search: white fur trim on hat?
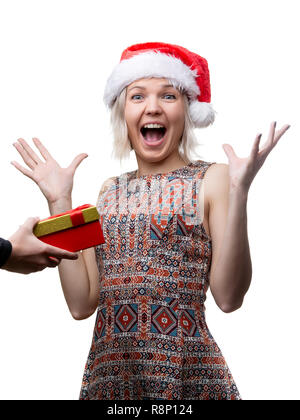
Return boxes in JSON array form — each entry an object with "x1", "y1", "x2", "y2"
[{"x1": 104, "y1": 51, "x2": 200, "y2": 107}]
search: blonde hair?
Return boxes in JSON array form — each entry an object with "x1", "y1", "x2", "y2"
[{"x1": 110, "y1": 84, "x2": 202, "y2": 164}]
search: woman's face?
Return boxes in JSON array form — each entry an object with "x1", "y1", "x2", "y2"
[{"x1": 124, "y1": 78, "x2": 185, "y2": 163}]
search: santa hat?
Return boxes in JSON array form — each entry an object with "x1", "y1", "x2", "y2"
[{"x1": 103, "y1": 42, "x2": 216, "y2": 128}]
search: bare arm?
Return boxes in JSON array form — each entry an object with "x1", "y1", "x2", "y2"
[
  {"x1": 205, "y1": 164, "x2": 252, "y2": 313},
  {"x1": 11, "y1": 137, "x2": 107, "y2": 320},
  {"x1": 48, "y1": 178, "x2": 114, "y2": 320},
  {"x1": 206, "y1": 121, "x2": 290, "y2": 313},
  {"x1": 48, "y1": 198, "x2": 100, "y2": 320}
]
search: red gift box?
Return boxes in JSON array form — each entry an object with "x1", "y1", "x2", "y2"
[{"x1": 33, "y1": 204, "x2": 105, "y2": 252}]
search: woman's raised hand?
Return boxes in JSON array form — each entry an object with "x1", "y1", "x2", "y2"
[
  {"x1": 222, "y1": 121, "x2": 290, "y2": 192},
  {"x1": 11, "y1": 137, "x2": 88, "y2": 205}
]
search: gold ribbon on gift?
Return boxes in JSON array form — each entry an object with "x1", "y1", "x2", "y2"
[{"x1": 33, "y1": 205, "x2": 99, "y2": 237}]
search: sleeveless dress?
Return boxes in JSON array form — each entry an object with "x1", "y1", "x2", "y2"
[{"x1": 79, "y1": 160, "x2": 241, "y2": 400}]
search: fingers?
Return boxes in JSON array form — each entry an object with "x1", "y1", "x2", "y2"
[
  {"x1": 47, "y1": 256, "x2": 61, "y2": 268},
  {"x1": 17, "y1": 259, "x2": 58, "y2": 274},
  {"x1": 45, "y1": 244, "x2": 78, "y2": 260},
  {"x1": 11, "y1": 160, "x2": 34, "y2": 179},
  {"x1": 13, "y1": 139, "x2": 37, "y2": 170},
  {"x1": 36, "y1": 256, "x2": 60, "y2": 270},
  {"x1": 18, "y1": 138, "x2": 43, "y2": 164},
  {"x1": 250, "y1": 133, "x2": 262, "y2": 160},
  {"x1": 31, "y1": 258, "x2": 59, "y2": 271},
  {"x1": 22, "y1": 216, "x2": 40, "y2": 230},
  {"x1": 257, "y1": 122, "x2": 275, "y2": 152},
  {"x1": 255, "y1": 122, "x2": 290, "y2": 155},
  {"x1": 274, "y1": 124, "x2": 291, "y2": 143},
  {"x1": 222, "y1": 144, "x2": 238, "y2": 162},
  {"x1": 267, "y1": 121, "x2": 290, "y2": 146},
  {"x1": 32, "y1": 137, "x2": 53, "y2": 161},
  {"x1": 68, "y1": 153, "x2": 88, "y2": 175},
  {"x1": 27, "y1": 256, "x2": 61, "y2": 272},
  {"x1": 268, "y1": 121, "x2": 277, "y2": 144}
]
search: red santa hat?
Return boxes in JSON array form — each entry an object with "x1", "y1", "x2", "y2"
[{"x1": 103, "y1": 42, "x2": 216, "y2": 128}]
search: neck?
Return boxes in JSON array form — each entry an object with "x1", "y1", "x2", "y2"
[{"x1": 135, "y1": 152, "x2": 188, "y2": 177}]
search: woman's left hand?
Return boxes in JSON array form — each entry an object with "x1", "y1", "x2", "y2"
[{"x1": 222, "y1": 121, "x2": 290, "y2": 192}]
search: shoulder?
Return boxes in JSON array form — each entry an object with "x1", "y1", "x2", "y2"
[
  {"x1": 199, "y1": 162, "x2": 230, "y2": 209},
  {"x1": 101, "y1": 176, "x2": 117, "y2": 189},
  {"x1": 97, "y1": 176, "x2": 117, "y2": 202},
  {"x1": 201, "y1": 161, "x2": 229, "y2": 179}
]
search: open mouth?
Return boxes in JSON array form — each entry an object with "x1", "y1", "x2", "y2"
[{"x1": 140, "y1": 125, "x2": 167, "y2": 143}]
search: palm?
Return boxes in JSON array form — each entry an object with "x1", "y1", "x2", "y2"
[
  {"x1": 226, "y1": 156, "x2": 251, "y2": 189},
  {"x1": 12, "y1": 137, "x2": 88, "y2": 203},
  {"x1": 33, "y1": 160, "x2": 73, "y2": 202}
]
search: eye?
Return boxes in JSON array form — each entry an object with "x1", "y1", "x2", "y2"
[
  {"x1": 131, "y1": 94, "x2": 143, "y2": 100},
  {"x1": 163, "y1": 94, "x2": 176, "y2": 100}
]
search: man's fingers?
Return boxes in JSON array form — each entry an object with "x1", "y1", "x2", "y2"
[
  {"x1": 47, "y1": 256, "x2": 60, "y2": 267},
  {"x1": 45, "y1": 245, "x2": 78, "y2": 260},
  {"x1": 48, "y1": 256, "x2": 60, "y2": 263},
  {"x1": 21, "y1": 216, "x2": 40, "y2": 231}
]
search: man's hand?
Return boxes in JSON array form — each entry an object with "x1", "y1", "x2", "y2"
[{"x1": 2, "y1": 217, "x2": 78, "y2": 274}]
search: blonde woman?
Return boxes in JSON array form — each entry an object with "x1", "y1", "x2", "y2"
[{"x1": 12, "y1": 42, "x2": 290, "y2": 400}]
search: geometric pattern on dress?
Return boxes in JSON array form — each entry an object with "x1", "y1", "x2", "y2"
[
  {"x1": 180, "y1": 309, "x2": 200, "y2": 337},
  {"x1": 176, "y1": 213, "x2": 194, "y2": 236},
  {"x1": 114, "y1": 304, "x2": 138, "y2": 333},
  {"x1": 151, "y1": 298, "x2": 178, "y2": 336},
  {"x1": 94, "y1": 308, "x2": 106, "y2": 339},
  {"x1": 151, "y1": 305, "x2": 177, "y2": 336},
  {"x1": 167, "y1": 296, "x2": 179, "y2": 312},
  {"x1": 150, "y1": 214, "x2": 164, "y2": 240}
]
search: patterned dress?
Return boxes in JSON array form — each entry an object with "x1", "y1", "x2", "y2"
[{"x1": 79, "y1": 160, "x2": 241, "y2": 400}]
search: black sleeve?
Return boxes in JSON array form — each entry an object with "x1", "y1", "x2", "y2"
[{"x1": 0, "y1": 237, "x2": 12, "y2": 268}]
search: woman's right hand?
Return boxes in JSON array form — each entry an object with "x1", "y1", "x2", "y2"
[{"x1": 11, "y1": 138, "x2": 88, "y2": 205}]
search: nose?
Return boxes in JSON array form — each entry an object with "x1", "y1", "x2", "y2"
[{"x1": 144, "y1": 95, "x2": 162, "y2": 115}]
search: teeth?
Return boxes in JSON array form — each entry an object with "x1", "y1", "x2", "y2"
[{"x1": 143, "y1": 124, "x2": 165, "y2": 129}]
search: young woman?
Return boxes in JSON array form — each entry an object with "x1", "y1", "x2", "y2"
[{"x1": 12, "y1": 42, "x2": 290, "y2": 400}]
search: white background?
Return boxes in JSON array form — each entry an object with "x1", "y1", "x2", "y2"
[{"x1": 0, "y1": 0, "x2": 299, "y2": 400}]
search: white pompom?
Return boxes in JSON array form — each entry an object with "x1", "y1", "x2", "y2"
[{"x1": 189, "y1": 101, "x2": 216, "y2": 128}]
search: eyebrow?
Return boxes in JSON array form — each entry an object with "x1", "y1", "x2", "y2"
[{"x1": 128, "y1": 84, "x2": 175, "y2": 92}]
